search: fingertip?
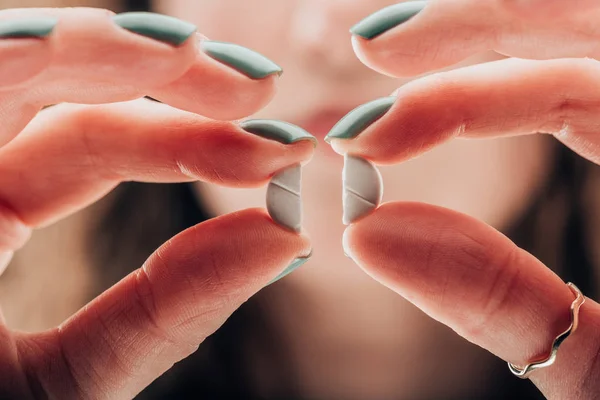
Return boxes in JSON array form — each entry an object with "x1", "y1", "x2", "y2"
[
  {"x1": 327, "y1": 138, "x2": 351, "y2": 156},
  {"x1": 340, "y1": 207, "x2": 378, "y2": 262},
  {"x1": 233, "y1": 207, "x2": 312, "y2": 251},
  {"x1": 239, "y1": 119, "x2": 317, "y2": 148},
  {"x1": 0, "y1": 14, "x2": 59, "y2": 87},
  {"x1": 217, "y1": 123, "x2": 315, "y2": 185},
  {"x1": 64, "y1": 9, "x2": 198, "y2": 87},
  {"x1": 351, "y1": 35, "x2": 412, "y2": 78},
  {"x1": 146, "y1": 207, "x2": 312, "y2": 285},
  {"x1": 0, "y1": 38, "x2": 53, "y2": 87},
  {"x1": 156, "y1": 54, "x2": 280, "y2": 121},
  {"x1": 200, "y1": 40, "x2": 283, "y2": 80},
  {"x1": 341, "y1": 226, "x2": 355, "y2": 259},
  {"x1": 288, "y1": 138, "x2": 318, "y2": 166},
  {"x1": 352, "y1": 32, "x2": 446, "y2": 78},
  {"x1": 0, "y1": 203, "x2": 32, "y2": 251},
  {"x1": 259, "y1": 207, "x2": 313, "y2": 253}
]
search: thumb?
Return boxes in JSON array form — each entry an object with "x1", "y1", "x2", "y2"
[{"x1": 13, "y1": 209, "x2": 310, "y2": 399}]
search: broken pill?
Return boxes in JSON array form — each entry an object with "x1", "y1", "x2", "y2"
[
  {"x1": 266, "y1": 164, "x2": 302, "y2": 232},
  {"x1": 342, "y1": 154, "x2": 383, "y2": 225}
]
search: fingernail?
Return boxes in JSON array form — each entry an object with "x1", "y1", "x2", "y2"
[
  {"x1": 343, "y1": 155, "x2": 383, "y2": 225},
  {"x1": 350, "y1": 1, "x2": 427, "y2": 40},
  {"x1": 240, "y1": 120, "x2": 316, "y2": 146},
  {"x1": 267, "y1": 164, "x2": 302, "y2": 232},
  {"x1": 0, "y1": 17, "x2": 58, "y2": 39},
  {"x1": 269, "y1": 252, "x2": 312, "y2": 285},
  {"x1": 201, "y1": 40, "x2": 283, "y2": 79},
  {"x1": 325, "y1": 97, "x2": 396, "y2": 143},
  {"x1": 113, "y1": 12, "x2": 196, "y2": 46}
]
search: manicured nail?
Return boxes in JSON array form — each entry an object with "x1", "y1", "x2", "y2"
[
  {"x1": 350, "y1": 1, "x2": 427, "y2": 40},
  {"x1": 269, "y1": 252, "x2": 312, "y2": 284},
  {"x1": 240, "y1": 120, "x2": 316, "y2": 146},
  {"x1": 113, "y1": 12, "x2": 196, "y2": 46},
  {"x1": 201, "y1": 40, "x2": 283, "y2": 79},
  {"x1": 267, "y1": 164, "x2": 303, "y2": 232},
  {"x1": 325, "y1": 97, "x2": 396, "y2": 143},
  {"x1": 343, "y1": 155, "x2": 383, "y2": 225},
  {"x1": 0, "y1": 17, "x2": 58, "y2": 39}
]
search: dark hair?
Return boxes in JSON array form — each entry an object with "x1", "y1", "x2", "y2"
[
  {"x1": 91, "y1": 2, "x2": 597, "y2": 399},
  {"x1": 125, "y1": 0, "x2": 149, "y2": 11}
]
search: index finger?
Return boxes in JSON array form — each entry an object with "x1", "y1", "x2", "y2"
[
  {"x1": 0, "y1": 99, "x2": 315, "y2": 251},
  {"x1": 326, "y1": 58, "x2": 600, "y2": 165}
]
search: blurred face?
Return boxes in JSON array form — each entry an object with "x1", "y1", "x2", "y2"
[{"x1": 156, "y1": 1, "x2": 553, "y2": 398}]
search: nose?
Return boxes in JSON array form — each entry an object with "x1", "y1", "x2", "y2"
[{"x1": 288, "y1": 0, "x2": 389, "y2": 79}]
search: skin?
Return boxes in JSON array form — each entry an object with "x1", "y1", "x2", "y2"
[
  {"x1": 0, "y1": 1, "x2": 600, "y2": 400},
  {"x1": 163, "y1": 0, "x2": 551, "y2": 397}
]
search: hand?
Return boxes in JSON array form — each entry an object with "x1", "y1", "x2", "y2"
[
  {"x1": 0, "y1": 8, "x2": 313, "y2": 399},
  {"x1": 331, "y1": 1, "x2": 600, "y2": 399}
]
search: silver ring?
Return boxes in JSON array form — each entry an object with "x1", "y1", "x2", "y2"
[{"x1": 508, "y1": 282, "x2": 585, "y2": 379}]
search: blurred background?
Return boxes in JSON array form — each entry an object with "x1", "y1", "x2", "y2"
[{"x1": 2, "y1": 0, "x2": 600, "y2": 399}]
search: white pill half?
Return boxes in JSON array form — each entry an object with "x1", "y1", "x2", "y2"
[
  {"x1": 266, "y1": 164, "x2": 302, "y2": 232},
  {"x1": 343, "y1": 155, "x2": 383, "y2": 225}
]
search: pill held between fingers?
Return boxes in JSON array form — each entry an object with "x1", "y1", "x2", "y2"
[
  {"x1": 266, "y1": 164, "x2": 302, "y2": 232},
  {"x1": 343, "y1": 155, "x2": 383, "y2": 225}
]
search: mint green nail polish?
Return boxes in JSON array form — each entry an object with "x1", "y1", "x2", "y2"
[
  {"x1": 325, "y1": 97, "x2": 396, "y2": 142},
  {"x1": 240, "y1": 120, "x2": 317, "y2": 146},
  {"x1": 202, "y1": 40, "x2": 282, "y2": 79},
  {"x1": 113, "y1": 12, "x2": 196, "y2": 46},
  {"x1": 0, "y1": 17, "x2": 58, "y2": 39},
  {"x1": 269, "y1": 253, "x2": 312, "y2": 285},
  {"x1": 350, "y1": 1, "x2": 427, "y2": 40}
]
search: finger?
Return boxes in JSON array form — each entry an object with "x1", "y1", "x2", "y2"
[
  {"x1": 350, "y1": 0, "x2": 600, "y2": 77},
  {"x1": 504, "y1": 0, "x2": 600, "y2": 19},
  {"x1": 0, "y1": 99, "x2": 315, "y2": 251},
  {"x1": 0, "y1": 251, "x2": 13, "y2": 277},
  {"x1": 327, "y1": 58, "x2": 600, "y2": 164},
  {"x1": 15, "y1": 208, "x2": 311, "y2": 399},
  {"x1": 0, "y1": 8, "x2": 282, "y2": 145},
  {"x1": 0, "y1": 202, "x2": 30, "y2": 259},
  {"x1": 344, "y1": 202, "x2": 600, "y2": 399}
]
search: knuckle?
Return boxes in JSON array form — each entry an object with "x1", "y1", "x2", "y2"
[
  {"x1": 462, "y1": 247, "x2": 522, "y2": 338},
  {"x1": 551, "y1": 59, "x2": 600, "y2": 123},
  {"x1": 17, "y1": 332, "x2": 83, "y2": 399},
  {"x1": 432, "y1": 227, "x2": 522, "y2": 339},
  {"x1": 67, "y1": 104, "x2": 122, "y2": 181},
  {"x1": 133, "y1": 258, "x2": 186, "y2": 345},
  {"x1": 52, "y1": 333, "x2": 86, "y2": 399},
  {"x1": 134, "y1": 245, "x2": 232, "y2": 345}
]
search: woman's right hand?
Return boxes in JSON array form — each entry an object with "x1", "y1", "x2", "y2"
[{"x1": 0, "y1": 8, "x2": 313, "y2": 399}]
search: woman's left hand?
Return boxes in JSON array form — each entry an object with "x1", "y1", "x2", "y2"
[{"x1": 332, "y1": 1, "x2": 600, "y2": 398}]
